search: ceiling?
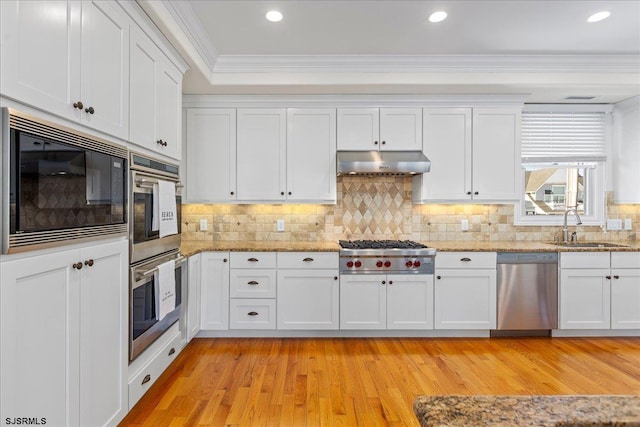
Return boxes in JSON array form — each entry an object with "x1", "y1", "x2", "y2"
[{"x1": 140, "y1": 0, "x2": 640, "y2": 103}]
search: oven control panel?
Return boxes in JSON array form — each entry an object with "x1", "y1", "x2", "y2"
[{"x1": 340, "y1": 256, "x2": 434, "y2": 274}]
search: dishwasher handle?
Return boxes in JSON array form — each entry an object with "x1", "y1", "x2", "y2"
[{"x1": 497, "y1": 252, "x2": 558, "y2": 264}]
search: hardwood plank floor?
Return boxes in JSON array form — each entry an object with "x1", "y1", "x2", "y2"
[{"x1": 119, "y1": 337, "x2": 640, "y2": 427}]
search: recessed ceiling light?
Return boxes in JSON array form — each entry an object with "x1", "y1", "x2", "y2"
[
  {"x1": 587, "y1": 11, "x2": 610, "y2": 23},
  {"x1": 428, "y1": 11, "x2": 447, "y2": 23},
  {"x1": 266, "y1": 10, "x2": 283, "y2": 22}
]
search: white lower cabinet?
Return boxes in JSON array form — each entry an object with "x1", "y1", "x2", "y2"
[
  {"x1": 560, "y1": 252, "x2": 640, "y2": 330},
  {"x1": 200, "y1": 252, "x2": 230, "y2": 330},
  {"x1": 434, "y1": 252, "x2": 497, "y2": 329},
  {"x1": 340, "y1": 274, "x2": 434, "y2": 330},
  {"x1": 0, "y1": 239, "x2": 128, "y2": 427},
  {"x1": 277, "y1": 252, "x2": 339, "y2": 330},
  {"x1": 230, "y1": 299, "x2": 277, "y2": 329},
  {"x1": 187, "y1": 253, "x2": 202, "y2": 341},
  {"x1": 229, "y1": 252, "x2": 277, "y2": 329}
]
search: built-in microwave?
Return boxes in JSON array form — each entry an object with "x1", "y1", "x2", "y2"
[{"x1": 2, "y1": 109, "x2": 128, "y2": 253}]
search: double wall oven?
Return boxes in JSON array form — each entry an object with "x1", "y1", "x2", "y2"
[{"x1": 129, "y1": 153, "x2": 184, "y2": 361}]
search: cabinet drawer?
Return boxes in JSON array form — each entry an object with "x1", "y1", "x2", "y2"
[
  {"x1": 277, "y1": 252, "x2": 338, "y2": 269},
  {"x1": 561, "y1": 252, "x2": 610, "y2": 269},
  {"x1": 230, "y1": 299, "x2": 276, "y2": 329},
  {"x1": 436, "y1": 252, "x2": 496, "y2": 269},
  {"x1": 230, "y1": 270, "x2": 276, "y2": 298},
  {"x1": 230, "y1": 252, "x2": 276, "y2": 269},
  {"x1": 611, "y1": 252, "x2": 640, "y2": 269},
  {"x1": 128, "y1": 332, "x2": 182, "y2": 409}
]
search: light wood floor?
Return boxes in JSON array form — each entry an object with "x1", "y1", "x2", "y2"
[{"x1": 119, "y1": 337, "x2": 640, "y2": 427}]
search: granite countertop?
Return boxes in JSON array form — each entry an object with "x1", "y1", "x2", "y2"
[
  {"x1": 180, "y1": 240, "x2": 639, "y2": 257},
  {"x1": 414, "y1": 395, "x2": 640, "y2": 427}
]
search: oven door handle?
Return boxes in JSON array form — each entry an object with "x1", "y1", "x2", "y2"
[
  {"x1": 135, "y1": 177, "x2": 183, "y2": 189},
  {"x1": 134, "y1": 256, "x2": 186, "y2": 282}
]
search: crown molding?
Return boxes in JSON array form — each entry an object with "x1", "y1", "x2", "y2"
[
  {"x1": 212, "y1": 54, "x2": 640, "y2": 74},
  {"x1": 160, "y1": 0, "x2": 218, "y2": 72}
]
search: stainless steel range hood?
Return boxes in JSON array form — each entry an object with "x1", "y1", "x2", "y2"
[{"x1": 337, "y1": 151, "x2": 431, "y2": 176}]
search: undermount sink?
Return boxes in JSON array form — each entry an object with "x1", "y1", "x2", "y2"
[{"x1": 551, "y1": 242, "x2": 630, "y2": 248}]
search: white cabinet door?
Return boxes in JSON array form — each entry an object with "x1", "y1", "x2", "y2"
[
  {"x1": 129, "y1": 26, "x2": 159, "y2": 150},
  {"x1": 200, "y1": 252, "x2": 230, "y2": 330},
  {"x1": 415, "y1": 108, "x2": 472, "y2": 201},
  {"x1": 0, "y1": 239, "x2": 127, "y2": 427},
  {"x1": 155, "y1": 60, "x2": 182, "y2": 159},
  {"x1": 0, "y1": 0, "x2": 80, "y2": 119},
  {"x1": 611, "y1": 268, "x2": 640, "y2": 329},
  {"x1": 340, "y1": 275, "x2": 386, "y2": 329},
  {"x1": 612, "y1": 99, "x2": 640, "y2": 203},
  {"x1": 187, "y1": 254, "x2": 202, "y2": 341},
  {"x1": 379, "y1": 108, "x2": 423, "y2": 151},
  {"x1": 277, "y1": 270, "x2": 339, "y2": 330},
  {"x1": 286, "y1": 108, "x2": 337, "y2": 202},
  {"x1": 78, "y1": 239, "x2": 128, "y2": 427},
  {"x1": 559, "y1": 269, "x2": 611, "y2": 329},
  {"x1": 471, "y1": 108, "x2": 521, "y2": 201},
  {"x1": 79, "y1": 0, "x2": 129, "y2": 139},
  {"x1": 434, "y1": 269, "x2": 497, "y2": 329},
  {"x1": 186, "y1": 108, "x2": 237, "y2": 202},
  {"x1": 236, "y1": 109, "x2": 286, "y2": 201},
  {"x1": 1, "y1": 248, "x2": 80, "y2": 427},
  {"x1": 386, "y1": 274, "x2": 434, "y2": 330},
  {"x1": 337, "y1": 108, "x2": 380, "y2": 150}
]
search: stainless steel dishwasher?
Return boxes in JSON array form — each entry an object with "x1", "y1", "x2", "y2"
[{"x1": 496, "y1": 252, "x2": 558, "y2": 332}]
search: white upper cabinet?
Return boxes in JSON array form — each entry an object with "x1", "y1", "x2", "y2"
[
  {"x1": 130, "y1": 26, "x2": 183, "y2": 159},
  {"x1": 1, "y1": 0, "x2": 130, "y2": 140},
  {"x1": 185, "y1": 108, "x2": 237, "y2": 202},
  {"x1": 286, "y1": 108, "x2": 337, "y2": 202},
  {"x1": 414, "y1": 107, "x2": 521, "y2": 202},
  {"x1": 337, "y1": 108, "x2": 422, "y2": 151},
  {"x1": 612, "y1": 97, "x2": 640, "y2": 203},
  {"x1": 236, "y1": 108, "x2": 287, "y2": 201}
]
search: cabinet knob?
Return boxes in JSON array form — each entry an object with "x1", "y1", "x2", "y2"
[
  {"x1": 168, "y1": 347, "x2": 175, "y2": 356},
  {"x1": 614, "y1": 275, "x2": 620, "y2": 279},
  {"x1": 230, "y1": 191, "x2": 234, "y2": 195},
  {"x1": 248, "y1": 281, "x2": 259, "y2": 285},
  {"x1": 606, "y1": 275, "x2": 612, "y2": 280},
  {"x1": 84, "y1": 106, "x2": 95, "y2": 114},
  {"x1": 72, "y1": 262, "x2": 83, "y2": 270},
  {"x1": 288, "y1": 191, "x2": 292, "y2": 195},
  {"x1": 474, "y1": 191, "x2": 479, "y2": 195},
  {"x1": 73, "y1": 101, "x2": 84, "y2": 110},
  {"x1": 223, "y1": 258, "x2": 228, "y2": 262},
  {"x1": 280, "y1": 191, "x2": 285, "y2": 196},
  {"x1": 381, "y1": 141, "x2": 386, "y2": 145},
  {"x1": 466, "y1": 191, "x2": 472, "y2": 195},
  {"x1": 248, "y1": 311, "x2": 259, "y2": 316},
  {"x1": 388, "y1": 280, "x2": 393, "y2": 285},
  {"x1": 84, "y1": 259, "x2": 94, "y2": 267},
  {"x1": 334, "y1": 276, "x2": 338, "y2": 280},
  {"x1": 437, "y1": 275, "x2": 441, "y2": 279},
  {"x1": 374, "y1": 141, "x2": 379, "y2": 145},
  {"x1": 382, "y1": 280, "x2": 386, "y2": 285}
]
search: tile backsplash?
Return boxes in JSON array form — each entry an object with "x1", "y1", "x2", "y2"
[{"x1": 182, "y1": 176, "x2": 639, "y2": 243}]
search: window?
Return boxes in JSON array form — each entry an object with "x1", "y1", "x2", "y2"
[{"x1": 515, "y1": 105, "x2": 611, "y2": 226}]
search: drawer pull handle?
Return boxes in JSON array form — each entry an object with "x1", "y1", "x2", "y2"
[
  {"x1": 168, "y1": 347, "x2": 175, "y2": 356},
  {"x1": 248, "y1": 311, "x2": 259, "y2": 316},
  {"x1": 248, "y1": 258, "x2": 259, "y2": 262},
  {"x1": 303, "y1": 257, "x2": 314, "y2": 262},
  {"x1": 142, "y1": 374, "x2": 151, "y2": 385},
  {"x1": 248, "y1": 281, "x2": 259, "y2": 285},
  {"x1": 460, "y1": 257, "x2": 472, "y2": 262}
]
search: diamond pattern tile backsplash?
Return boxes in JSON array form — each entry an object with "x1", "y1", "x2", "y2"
[{"x1": 182, "y1": 177, "x2": 640, "y2": 243}]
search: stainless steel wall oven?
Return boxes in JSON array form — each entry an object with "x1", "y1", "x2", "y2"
[{"x1": 2, "y1": 108, "x2": 128, "y2": 253}]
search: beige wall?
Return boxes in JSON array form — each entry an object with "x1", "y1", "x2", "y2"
[{"x1": 182, "y1": 176, "x2": 640, "y2": 243}]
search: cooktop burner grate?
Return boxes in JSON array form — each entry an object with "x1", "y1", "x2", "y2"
[{"x1": 338, "y1": 239, "x2": 429, "y2": 250}]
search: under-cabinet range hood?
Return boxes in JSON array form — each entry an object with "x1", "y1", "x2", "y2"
[{"x1": 337, "y1": 151, "x2": 431, "y2": 176}]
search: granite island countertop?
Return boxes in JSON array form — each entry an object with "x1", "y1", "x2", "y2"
[
  {"x1": 180, "y1": 240, "x2": 639, "y2": 257},
  {"x1": 413, "y1": 395, "x2": 640, "y2": 427}
]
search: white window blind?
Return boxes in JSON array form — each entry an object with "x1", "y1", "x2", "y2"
[{"x1": 521, "y1": 111, "x2": 606, "y2": 161}]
